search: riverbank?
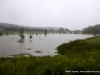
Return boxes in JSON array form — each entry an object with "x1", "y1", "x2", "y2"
[{"x1": 0, "y1": 36, "x2": 100, "y2": 75}]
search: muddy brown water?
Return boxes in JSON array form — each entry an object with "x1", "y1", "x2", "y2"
[{"x1": 0, "y1": 34, "x2": 93, "y2": 57}]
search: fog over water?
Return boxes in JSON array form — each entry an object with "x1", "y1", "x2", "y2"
[{"x1": 0, "y1": 0, "x2": 100, "y2": 30}]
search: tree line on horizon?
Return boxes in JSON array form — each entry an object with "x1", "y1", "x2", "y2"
[
  {"x1": 0, "y1": 25, "x2": 71, "y2": 33},
  {"x1": 2, "y1": 23, "x2": 100, "y2": 35},
  {"x1": 82, "y1": 24, "x2": 100, "y2": 36}
]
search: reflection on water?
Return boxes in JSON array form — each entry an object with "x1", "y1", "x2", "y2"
[{"x1": 0, "y1": 34, "x2": 93, "y2": 57}]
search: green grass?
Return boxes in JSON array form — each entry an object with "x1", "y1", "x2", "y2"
[
  {"x1": 57, "y1": 36, "x2": 100, "y2": 55},
  {"x1": 0, "y1": 54, "x2": 100, "y2": 75},
  {"x1": 86, "y1": 36, "x2": 100, "y2": 45}
]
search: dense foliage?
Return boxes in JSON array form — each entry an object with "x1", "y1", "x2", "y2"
[
  {"x1": 0, "y1": 31, "x2": 2, "y2": 36},
  {"x1": 57, "y1": 40, "x2": 85, "y2": 54},
  {"x1": 82, "y1": 24, "x2": 100, "y2": 35},
  {"x1": 0, "y1": 53, "x2": 100, "y2": 75},
  {"x1": 0, "y1": 23, "x2": 70, "y2": 33},
  {"x1": 57, "y1": 37, "x2": 100, "y2": 55}
]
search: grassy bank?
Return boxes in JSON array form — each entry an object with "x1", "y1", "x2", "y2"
[
  {"x1": 86, "y1": 36, "x2": 100, "y2": 45},
  {"x1": 1, "y1": 54, "x2": 100, "y2": 75},
  {"x1": 0, "y1": 36, "x2": 100, "y2": 75}
]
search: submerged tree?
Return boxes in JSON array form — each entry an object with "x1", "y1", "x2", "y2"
[
  {"x1": 0, "y1": 29, "x2": 3, "y2": 36},
  {"x1": 29, "y1": 33, "x2": 32, "y2": 39},
  {"x1": 0, "y1": 31, "x2": 2, "y2": 36},
  {"x1": 44, "y1": 29, "x2": 47, "y2": 36},
  {"x1": 36, "y1": 32, "x2": 38, "y2": 36},
  {"x1": 19, "y1": 27, "x2": 25, "y2": 39},
  {"x1": 6, "y1": 32, "x2": 8, "y2": 35},
  {"x1": 58, "y1": 28, "x2": 65, "y2": 33}
]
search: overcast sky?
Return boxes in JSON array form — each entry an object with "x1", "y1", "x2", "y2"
[{"x1": 0, "y1": 0, "x2": 100, "y2": 30}]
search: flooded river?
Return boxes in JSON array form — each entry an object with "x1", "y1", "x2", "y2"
[{"x1": 0, "y1": 34, "x2": 93, "y2": 57}]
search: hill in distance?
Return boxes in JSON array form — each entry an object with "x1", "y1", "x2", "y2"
[{"x1": 0, "y1": 23, "x2": 62, "y2": 30}]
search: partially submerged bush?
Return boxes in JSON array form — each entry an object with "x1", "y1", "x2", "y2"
[
  {"x1": 0, "y1": 31, "x2": 3, "y2": 36},
  {"x1": 17, "y1": 39, "x2": 24, "y2": 42},
  {"x1": 25, "y1": 48, "x2": 31, "y2": 50},
  {"x1": 35, "y1": 50, "x2": 41, "y2": 53}
]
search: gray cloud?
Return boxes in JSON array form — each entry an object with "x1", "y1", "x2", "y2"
[{"x1": 0, "y1": 0, "x2": 100, "y2": 30}]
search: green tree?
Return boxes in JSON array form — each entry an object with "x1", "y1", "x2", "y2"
[
  {"x1": 19, "y1": 27, "x2": 25, "y2": 39},
  {"x1": 92, "y1": 25, "x2": 100, "y2": 36},
  {"x1": 82, "y1": 24, "x2": 100, "y2": 36},
  {"x1": 44, "y1": 29, "x2": 47, "y2": 36},
  {"x1": 36, "y1": 32, "x2": 38, "y2": 36},
  {"x1": 0, "y1": 31, "x2": 2, "y2": 36},
  {"x1": 6, "y1": 32, "x2": 8, "y2": 35},
  {"x1": 29, "y1": 33, "x2": 32, "y2": 39},
  {"x1": 0, "y1": 29, "x2": 3, "y2": 36},
  {"x1": 58, "y1": 28, "x2": 65, "y2": 33}
]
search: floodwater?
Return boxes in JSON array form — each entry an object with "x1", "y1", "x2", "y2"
[{"x1": 0, "y1": 34, "x2": 93, "y2": 57}]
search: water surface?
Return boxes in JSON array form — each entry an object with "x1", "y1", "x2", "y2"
[{"x1": 0, "y1": 34, "x2": 93, "y2": 57}]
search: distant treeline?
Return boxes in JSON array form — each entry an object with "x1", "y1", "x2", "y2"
[
  {"x1": 0, "y1": 26, "x2": 71, "y2": 33},
  {"x1": 82, "y1": 24, "x2": 100, "y2": 35},
  {"x1": 0, "y1": 26, "x2": 46, "y2": 32},
  {"x1": 0, "y1": 23, "x2": 83, "y2": 34}
]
